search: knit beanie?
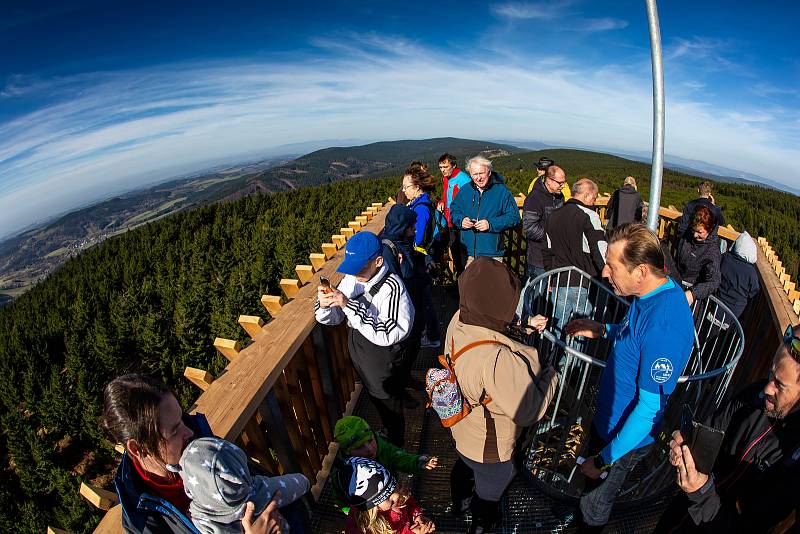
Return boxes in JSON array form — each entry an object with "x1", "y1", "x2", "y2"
[
  {"x1": 335, "y1": 457, "x2": 397, "y2": 511},
  {"x1": 334, "y1": 416, "x2": 374, "y2": 454}
]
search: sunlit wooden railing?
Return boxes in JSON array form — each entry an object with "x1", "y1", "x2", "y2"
[{"x1": 75, "y1": 190, "x2": 797, "y2": 534}]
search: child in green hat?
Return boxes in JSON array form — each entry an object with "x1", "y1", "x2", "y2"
[{"x1": 331, "y1": 416, "x2": 438, "y2": 513}]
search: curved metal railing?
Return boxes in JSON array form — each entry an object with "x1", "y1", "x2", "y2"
[{"x1": 517, "y1": 266, "x2": 744, "y2": 502}]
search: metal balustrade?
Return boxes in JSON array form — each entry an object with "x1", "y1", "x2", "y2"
[{"x1": 517, "y1": 266, "x2": 745, "y2": 503}]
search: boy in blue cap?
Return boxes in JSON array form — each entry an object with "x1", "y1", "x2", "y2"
[{"x1": 315, "y1": 231, "x2": 416, "y2": 446}]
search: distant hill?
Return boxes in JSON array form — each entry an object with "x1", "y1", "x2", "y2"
[
  {"x1": 216, "y1": 137, "x2": 522, "y2": 200},
  {"x1": 0, "y1": 138, "x2": 519, "y2": 303}
]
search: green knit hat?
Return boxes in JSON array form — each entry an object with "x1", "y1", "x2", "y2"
[{"x1": 334, "y1": 416, "x2": 374, "y2": 454}]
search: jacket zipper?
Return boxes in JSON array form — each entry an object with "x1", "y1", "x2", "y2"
[{"x1": 474, "y1": 189, "x2": 482, "y2": 255}]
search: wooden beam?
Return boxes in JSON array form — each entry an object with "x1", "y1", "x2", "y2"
[
  {"x1": 780, "y1": 273, "x2": 791, "y2": 283},
  {"x1": 321, "y1": 243, "x2": 338, "y2": 259},
  {"x1": 47, "y1": 527, "x2": 72, "y2": 534},
  {"x1": 89, "y1": 504, "x2": 122, "y2": 534},
  {"x1": 309, "y1": 253, "x2": 326, "y2": 271},
  {"x1": 214, "y1": 337, "x2": 243, "y2": 360},
  {"x1": 348, "y1": 221, "x2": 361, "y2": 232},
  {"x1": 184, "y1": 367, "x2": 214, "y2": 390},
  {"x1": 261, "y1": 295, "x2": 283, "y2": 317},
  {"x1": 79, "y1": 482, "x2": 118, "y2": 511},
  {"x1": 237, "y1": 316, "x2": 264, "y2": 339},
  {"x1": 789, "y1": 290, "x2": 800, "y2": 301},
  {"x1": 784, "y1": 281, "x2": 796, "y2": 294},
  {"x1": 280, "y1": 279, "x2": 301, "y2": 299},
  {"x1": 341, "y1": 228, "x2": 355, "y2": 239},
  {"x1": 331, "y1": 235, "x2": 346, "y2": 248},
  {"x1": 355, "y1": 215, "x2": 368, "y2": 226},
  {"x1": 367, "y1": 206, "x2": 379, "y2": 215},
  {"x1": 295, "y1": 264, "x2": 315, "y2": 284},
  {"x1": 795, "y1": 299, "x2": 800, "y2": 317},
  {"x1": 114, "y1": 443, "x2": 125, "y2": 455},
  {"x1": 372, "y1": 202, "x2": 384, "y2": 208}
]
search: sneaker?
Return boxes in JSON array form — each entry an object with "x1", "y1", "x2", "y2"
[{"x1": 420, "y1": 335, "x2": 441, "y2": 348}]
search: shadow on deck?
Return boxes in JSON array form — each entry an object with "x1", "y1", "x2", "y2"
[{"x1": 308, "y1": 284, "x2": 675, "y2": 534}]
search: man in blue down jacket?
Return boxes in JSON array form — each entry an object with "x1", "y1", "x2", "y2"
[{"x1": 450, "y1": 155, "x2": 520, "y2": 264}]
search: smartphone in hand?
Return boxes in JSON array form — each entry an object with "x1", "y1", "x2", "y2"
[{"x1": 319, "y1": 276, "x2": 332, "y2": 293}]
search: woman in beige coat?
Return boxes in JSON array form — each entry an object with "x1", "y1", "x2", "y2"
[{"x1": 447, "y1": 257, "x2": 557, "y2": 533}]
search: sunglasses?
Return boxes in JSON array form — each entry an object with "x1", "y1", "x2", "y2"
[{"x1": 784, "y1": 324, "x2": 800, "y2": 361}]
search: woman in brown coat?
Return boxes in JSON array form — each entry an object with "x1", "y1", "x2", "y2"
[{"x1": 447, "y1": 257, "x2": 557, "y2": 533}]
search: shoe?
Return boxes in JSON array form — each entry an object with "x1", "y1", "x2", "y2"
[
  {"x1": 449, "y1": 497, "x2": 471, "y2": 518},
  {"x1": 420, "y1": 335, "x2": 441, "y2": 348}
]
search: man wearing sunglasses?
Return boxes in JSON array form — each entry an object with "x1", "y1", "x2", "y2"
[{"x1": 656, "y1": 324, "x2": 800, "y2": 532}]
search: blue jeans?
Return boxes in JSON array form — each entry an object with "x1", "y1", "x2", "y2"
[{"x1": 551, "y1": 286, "x2": 592, "y2": 341}]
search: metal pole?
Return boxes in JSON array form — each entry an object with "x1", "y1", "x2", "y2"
[{"x1": 645, "y1": 0, "x2": 665, "y2": 232}]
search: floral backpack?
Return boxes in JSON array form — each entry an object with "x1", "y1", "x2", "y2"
[{"x1": 425, "y1": 338, "x2": 507, "y2": 428}]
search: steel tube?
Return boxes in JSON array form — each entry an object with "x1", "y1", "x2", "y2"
[{"x1": 645, "y1": 0, "x2": 665, "y2": 232}]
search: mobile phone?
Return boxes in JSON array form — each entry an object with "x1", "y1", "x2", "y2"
[
  {"x1": 680, "y1": 405, "x2": 725, "y2": 475},
  {"x1": 319, "y1": 276, "x2": 332, "y2": 293}
]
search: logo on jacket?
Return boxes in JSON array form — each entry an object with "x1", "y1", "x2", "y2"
[{"x1": 650, "y1": 358, "x2": 674, "y2": 383}]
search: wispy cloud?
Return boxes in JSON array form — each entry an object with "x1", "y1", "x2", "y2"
[
  {"x1": 0, "y1": 33, "x2": 797, "y2": 238},
  {"x1": 490, "y1": 1, "x2": 626, "y2": 32}
]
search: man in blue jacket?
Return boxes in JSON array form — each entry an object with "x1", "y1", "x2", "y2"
[
  {"x1": 450, "y1": 155, "x2": 520, "y2": 265},
  {"x1": 564, "y1": 223, "x2": 695, "y2": 531}
]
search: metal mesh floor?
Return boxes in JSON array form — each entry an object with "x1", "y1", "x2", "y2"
[{"x1": 308, "y1": 285, "x2": 675, "y2": 533}]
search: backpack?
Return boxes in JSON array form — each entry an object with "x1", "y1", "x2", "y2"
[
  {"x1": 425, "y1": 338, "x2": 507, "y2": 428},
  {"x1": 414, "y1": 200, "x2": 448, "y2": 254}
]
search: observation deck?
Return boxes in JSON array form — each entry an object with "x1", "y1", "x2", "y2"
[{"x1": 77, "y1": 194, "x2": 798, "y2": 534}]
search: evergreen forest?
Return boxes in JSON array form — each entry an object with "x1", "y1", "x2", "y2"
[{"x1": 0, "y1": 146, "x2": 797, "y2": 532}]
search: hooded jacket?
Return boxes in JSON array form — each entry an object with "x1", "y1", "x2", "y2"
[
  {"x1": 450, "y1": 174, "x2": 520, "y2": 258},
  {"x1": 605, "y1": 183, "x2": 644, "y2": 229},
  {"x1": 675, "y1": 228, "x2": 722, "y2": 301},
  {"x1": 441, "y1": 168, "x2": 471, "y2": 227},
  {"x1": 446, "y1": 258, "x2": 557, "y2": 463},
  {"x1": 522, "y1": 177, "x2": 565, "y2": 269},
  {"x1": 659, "y1": 381, "x2": 800, "y2": 532},
  {"x1": 715, "y1": 231, "x2": 759, "y2": 318}
]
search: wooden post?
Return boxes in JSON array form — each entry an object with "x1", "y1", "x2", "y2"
[
  {"x1": 355, "y1": 215, "x2": 368, "y2": 226},
  {"x1": 237, "y1": 316, "x2": 264, "y2": 339},
  {"x1": 261, "y1": 295, "x2": 283, "y2": 317},
  {"x1": 331, "y1": 235, "x2": 346, "y2": 248},
  {"x1": 79, "y1": 482, "x2": 119, "y2": 510},
  {"x1": 280, "y1": 279, "x2": 301, "y2": 300},
  {"x1": 348, "y1": 221, "x2": 361, "y2": 232},
  {"x1": 309, "y1": 253, "x2": 326, "y2": 271},
  {"x1": 184, "y1": 367, "x2": 214, "y2": 390},
  {"x1": 321, "y1": 243, "x2": 338, "y2": 259},
  {"x1": 214, "y1": 337, "x2": 243, "y2": 360},
  {"x1": 341, "y1": 228, "x2": 355, "y2": 239},
  {"x1": 295, "y1": 265, "x2": 315, "y2": 284}
]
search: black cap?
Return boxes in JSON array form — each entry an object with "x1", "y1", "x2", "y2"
[{"x1": 535, "y1": 157, "x2": 554, "y2": 170}]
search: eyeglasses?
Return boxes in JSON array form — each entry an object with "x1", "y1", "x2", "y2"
[
  {"x1": 784, "y1": 324, "x2": 800, "y2": 361},
  {"x1": 548, "y1": 176, "x2": 566, "y2": 187}
]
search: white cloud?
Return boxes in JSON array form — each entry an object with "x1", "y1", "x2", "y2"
[{"x1": 0, "y1": 35, "x2": 798, "y2": 238}]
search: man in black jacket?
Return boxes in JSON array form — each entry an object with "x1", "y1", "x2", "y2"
[
  {"x1": 522, "y1": 165, "x2": 566, "y2": 281},
  {"x1": 677, "y1": 181, "x2": 725, "y2": 236},
  {"x1": 543, "y1": 178, "x2": 607, "y2": 342},
  {"x1": 605, "y1": 176, "x2": 643, "y2": 230},
  {"x1": 656, "y1": 324, "x2": 800, "y2": 532}
]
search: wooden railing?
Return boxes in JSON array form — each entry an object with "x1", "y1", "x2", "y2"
[
  {"x1": 86, "y1": 201, "x2": 391, "y2": 534},
  {"x1": 78, "y1": 191, "x2": 797, "y2": 533}
]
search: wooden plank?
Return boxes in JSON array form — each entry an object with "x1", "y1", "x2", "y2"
[
  {"x1": 753, "y1": 246, "x2": 798, "y2": 336},
  {"x1": 184, "y1": 367, "x2": 214, "y2": 391},
  {"x1": 780, "y1": 273, "x2": 791, "y2": 283},
  {"x1": 794, "y1": 300, "x2": 800, "y2": 317},
  {"x1": 321, "y1": 243, "x2": 338, "y2": 259},
  {"x1": 355, "y1": 216, "x2": 368, "y2": 226},
  {"x1": 372, "y1": 202, "x2": 384, "y2": 208},
  {"x1": 340, "y1": 227, "x2": 355, "y2": 239},
  {"x1": 789, "y1": 290, "x2": 800, "y2": 301},
  {"x1": 302, "y1": 335, "x2": 333, "y2": 444},
  {"x1": 273, "y1": 373, "x2": 315, "y2": 479},
  {"x1": 114, "y1": 443, "x2": 125, "y2": 454},
  {"x1": 261, "y1": 295, "x2": 283, "y2": 317},
  {"x1": 237, "y1": 316, "x2": 264, "y2": 339},
  {"x1": 361, "y1": 210, "x2": 374, "y2": 221},
  {"x1": 241, "y1": 417, "x2": 278, "y2": 472},
  {"x1": 309, "y1": 253, "x2": 326, "y2": 271},
  {"x1": 283, "y1": 362, "x2": 323, "y2": 473},
  {"x1": 214, "y1": 337, "x2": 243, "y2": 360},
  {"x1": 280, "y1": 279, "x2": 301, "y2": 299},
  {"x1": 189, "y1": 205, "x2": 388, "y2": 442},
  {"x1": 48, "y1": 527, "x2": 73, "y2": 534},
  {"x1": 296, "y1": 265, "x2": 315, "y2": 284},
  {"x1": 331, "y1": 235, "x2": 347, "y2": 248},
  {"x1": 91, "y1": 504, "x2": 123, "y2": 534},
  {"x1": 80, "y1": 482, "x2": 118, "y2": 511},
  {"x1": 784, "y1": 281, "x2": 796, "y2": 294},
  {"x1": 348, "y1": 221, "x2": 361, "y2": 231}
]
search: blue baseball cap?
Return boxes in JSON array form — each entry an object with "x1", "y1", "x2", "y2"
[{"x1": 337, "y1": 231, "x2": 382, "y2": 275}]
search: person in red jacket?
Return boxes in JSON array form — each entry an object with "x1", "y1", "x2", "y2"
[{"x1": 437, "y1": 153, "x2": 471, "y2": 275}]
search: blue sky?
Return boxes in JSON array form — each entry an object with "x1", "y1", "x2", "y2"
[{"x1": 1, "y1": 0, "x2": 798, "y2": 238}]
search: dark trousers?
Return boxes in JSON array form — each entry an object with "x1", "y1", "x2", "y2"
[
  {"x1": 369, "y1": 395, "x2": 405, "y2": 447},
  {"x1": 580, "y1": 425, "x2": 654, "y2": 527},
  {"x1": 449, "y1": 228, "x2": 468, "y2": 276},
  {"x1": 451, "y1": 453, "x2": 515, "y2": 530}
]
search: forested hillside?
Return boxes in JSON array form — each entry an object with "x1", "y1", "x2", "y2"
[
  {"x1": 0, "y1": 178, "x2": 397, "y2": 532},
  {"x1": 0, "y1": 145, "x2": 797, "y2": 533},
  {"x1": 492, "y1": 149, "x2": 800, "y2": 278}
]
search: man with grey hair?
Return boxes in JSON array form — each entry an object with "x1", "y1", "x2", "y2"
[
  {"x1": 543, "y1": 178, "x2": 607, "y2": 340},
  {"x1": 450, "y1": 155, "x2": 519, "y2": 265}
]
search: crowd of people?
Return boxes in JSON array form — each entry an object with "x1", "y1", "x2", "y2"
[{"x1": 102, "y1": 154, "x2": 799, "y2": 534}]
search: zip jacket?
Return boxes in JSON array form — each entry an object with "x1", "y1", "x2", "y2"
[
  {"x1": 543, "y1": 198, "x2": 608, "y2": 280},
  {"x1": 441, "y1": 168, "x2": 471, "y2": 227},
  {"x1": 677, "y1": 198, "x2": 725, "y2": 236},
  {"x1": 605, "y1": 184, "x2": 643, "y2": 229},
  {"x1": 675, "y1": 229, "x2": 721, "y2": 301},
  {"x1": 522, "y1": 177, "x2": 564, "y2": 268},
  {"x1": 450, "y1": 174, "x2": 519, "y2": 258}
]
